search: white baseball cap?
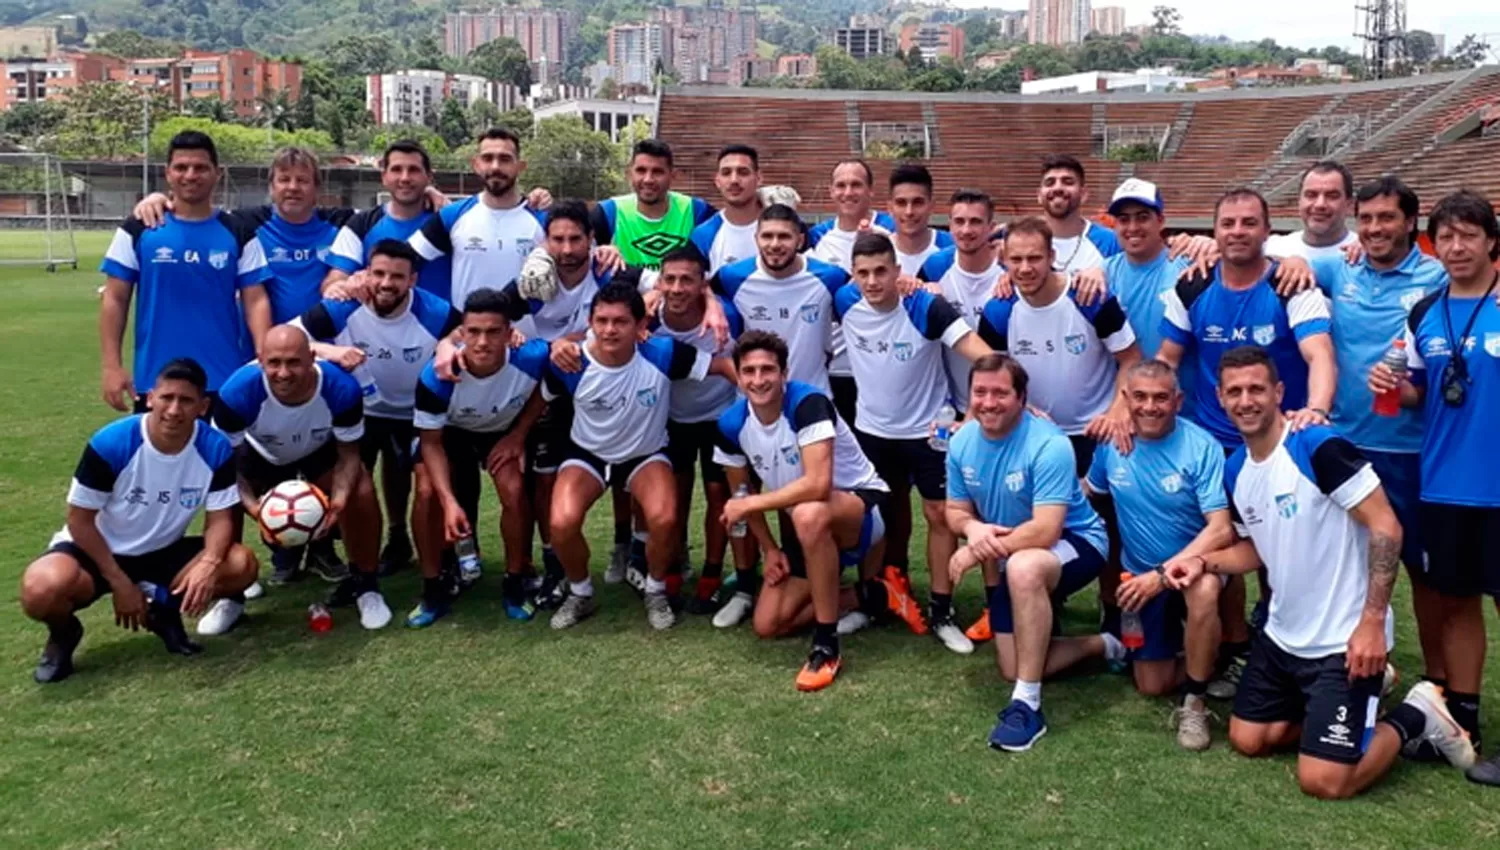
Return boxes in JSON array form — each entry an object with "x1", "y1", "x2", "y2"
[{"x1": 1108, "y1": 178, "x2": 1165, "y2": 216}]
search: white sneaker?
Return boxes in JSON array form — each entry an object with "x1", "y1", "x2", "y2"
[
  {"x1": 604, "y1": 543, "x2": 628, "y2": 584},
  {"x1": 932, "y1": 616, "x2": 975, "y2": 654},
  {"x1": 356, "y1": 591, "x2": 393, "y2": 630},
  {"x1": 1403, "y1": 681, "x2": 1477, "y2": 769},
  {"x1": 836, "y1": 610, "x2": 872, "y2": 636},
  {"x1": 243, "y1": 581, "x2": 264, "y2": 600},
  {"x1": 196, "y1": 598, "x2": 244, "y2": 636},
  {"x1": 551, "y1": 594, "x2": 598, "y2": 630},
  {"x1": 712, "y1": 592, "x2": 753, "y2": 628},
  {"x1": 645, "y1": 591, "x2": 677, "y2": 631}
]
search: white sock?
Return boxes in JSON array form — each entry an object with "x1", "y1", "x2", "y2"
[
  {"x1": 1012, "y1": 680, "x2": 1042, "y2": 711},
  {"x1": 569, "y1": 579, "x2": 594, "y2": 598},
  {"x1": 1101, "y1": 632, "x2": 1127, "y2": 663},
  {"x1": 632, "y1": 530, "x2": 649, "y2": 544},
  {"x1": 645, "y1": 576, "x2": 667, "y2": 595}
]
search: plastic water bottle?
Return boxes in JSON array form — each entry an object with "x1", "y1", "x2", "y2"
[
  {"x1": 730, "y1": 483, "x2": 750, "y2": 539},
  {"x1": 928, "y1": 403, "x2": 957, "y2": 452},
  {"x1": 352, "y1": 362, "x2": 377, "y2": 399},
  {"x1": 1373, "y1": 339, "x2": 1408, "y2": 418},
  {"x1": 455, "y1": 536, "x2": 482, "y2": 583},
  {"x1": 1120, "y1": 573, "x2": 1145, "y2": 651},
  {"x1": 137, "y1": 581, "x2": 176, "y2": 608},
  {"x1": 307, "y1": 603, "x2": 333, "y2": 633}
]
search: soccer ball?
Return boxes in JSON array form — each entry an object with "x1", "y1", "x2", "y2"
[{"x1": 258, "y1": 480, "x2": 328, "y2": 548}]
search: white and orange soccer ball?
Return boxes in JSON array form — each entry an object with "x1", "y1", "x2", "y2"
[{"x1": 258, "y1": 480, "x2": 328, "y2": 548}]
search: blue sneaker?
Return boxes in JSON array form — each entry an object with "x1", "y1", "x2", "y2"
[
  {"x1": 504, "y1": 597, "x2": 536, "y2": 622},
  {"x1": 988, "y1": 700, "x2": 1047, "y2": 752},
  {"x1": 405, "y1": 598, "x2": 449, "y2": 629}
]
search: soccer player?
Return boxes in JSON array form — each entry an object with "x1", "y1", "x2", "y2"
[
  {"x1": 410, "y1": 288, "x2": 548, "y2": 626},
  {"x1": 690, "y1": 144, "x2": 763, "y2": 274},
  {"x1": 99, "y1": 131, "x2": 272, "y2": 412},
  {"x1": 409, "y1": 127, "x2": 546, "y2": 312},
  {"x1": 648, "y1": 247, "x2": 751, "y2": 619},
  {"x1": 711, "y1": 204, "x2": 848, "y2": 394},
  {"x1": 945, "y1": 355, "x2": 1120, "y2": 752},
  {"x1": 541, "y1": 283, "x2": 737, "y2": 631},
  {"x1": 886, "y1": 164, "x2": 954, "y2": 276},
  {"x1": 213, "y1": 327, "x2": 390, "y2": 630},
  {"x1": 20, "y1": 359, "x2": 259, "y2": 683},
  {"x1": 836, "y1": 233, "x2": 992, "y2": 649},
  {"x1": 920, "y1": 189, "x2": 1004, "y2": 411},
  {"x1": 715, "y1": 331, "x2": 889, "y2": 691},
  {"x1": 1170, "y1": 346, "x2": 1474, "y2": 798},
  {"x1": 1263, "y1": 160, "x2": 1358, "y2": 263},
  {"x1": 1082, "y1": 360, "x2": 1232, "y2": 750},
  {"x1": 591, "y1": 138, "x2": 715, "y2": 269},
  {"x1": 1033, "y1": 155, "x2": 1119, "y2": 276},
  {"x1": 1305, "y1": 177, "x2": 1448, "y2": 725},
  {"x1": 292, "y1": 240, "x2": 461, "y2": 584},
  {"x1": 1370, "y1": 190, "x2": 1500, "y2": 785}
]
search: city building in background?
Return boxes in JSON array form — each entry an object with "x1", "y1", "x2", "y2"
[
  {"x1": 1090, "y1": 6, "x2": 1126, "y2": 37},
  {"x1": 0, "y1": 26, "x2": 59, "y2": 59},
  {"x1": 1, "y1": 48, "x2": 300, "y2": 116},
  {"x1": 1029, "y1": 0, "x2": 1092, "y2": 46},
  {"x1": 608, "y1": 22, "x2": 669, "y2": 87},
  {"x1": 1020, "y1": 67, "x2": 1207, "y2": 95},
  {"x1": 444, "y1": 8, "x2": 576, "y2": 83},
  {"x1": 532, "y1": 96, "x2": 655, "y2": 143},
  {"x1": 835, "y1": 15, "x2": 890, "y2": 59},
  {"x1": 899, "y1": 22, "x2": 966, "y2": 63},
  {"x1": 367, "y1": 69, "x2": 523, "y2": 125},
  {"x1": 776, "y1": 53, "x2": 817, "y2": 79}
]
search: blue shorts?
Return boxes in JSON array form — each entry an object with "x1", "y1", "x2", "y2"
[
  {"x1": 1131, "y1": 586, "x2": 1186, "y2": 662},
  {"x1": 988, "y1": 530, "x2": 1105, "y2": 634},
  {"x1": 781, "y1": 489, "x2": 886, "y2": 579},
  {"x1": 1362, "y1": 450, "x2": 1424, "y2": 573}
]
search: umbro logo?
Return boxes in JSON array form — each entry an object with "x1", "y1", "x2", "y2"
[{"x1": 630, "y1": 232, "x2": 687, "y2": 261}]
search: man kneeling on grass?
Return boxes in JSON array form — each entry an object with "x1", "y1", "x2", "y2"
[{"x1": 716, "y1": 331, "x2": 890, "y2": 692}]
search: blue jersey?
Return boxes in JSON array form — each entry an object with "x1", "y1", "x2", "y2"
[
  {"x1": 213, "y1": 360, "x2": 366, "y2": 466},
  {"x1": 101, "y1": 212, "x2": 272, "y2": 393},
  {"x1": 1405, "y1": 288, "x2": 1500, "y2": 507},
  {"x1": 326, "y1": 204, "x2": 454, "y2": 302},
  {"x1": 1310, "y1": 247, "x2": 1447, "y2": 453},
  {"x1": 1086, "y1": 418, "x2": 1227, "y2": 575},
  {"x1": 1161, "y1": 265, "x2": 1332, "y2": 446},
  {"x1": 945, "y1": 412, "x2": 1108, "y2": 558},
  {"x1": 238, "y1": 206, "x2": 352, "y2": 325},
  {"x1": 1104, "y1": 249, "x2": 1197, "y2": 417}
]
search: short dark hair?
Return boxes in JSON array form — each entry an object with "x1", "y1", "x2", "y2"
[
  {"x1": 382, "y1": 139, "x2": 432, "y2": 173},
  {"x1": 950, "y1": 188, "x2": 994, "y2": 214},
  {"x1": 1355, "y1": 176, "x2": 1420, "y2": 241},
  {"x1": 1302, "y1": 160, "x2": 1354, "y2": 198},
  {"x1": 156, "y1": 357, "x2": 208, "y2": 394},
  {"x1": 968, "y1": 353, "x2": 1028, "y2": 399},
  {"x1": 1216, "y1": 345, "x2": 1280, "y2": 384},
  {"x1": 733, "y1": 329, "x2": 789, "y2": 371},
  {"x1": 631, "y1": 138, "x2": 674, "y2": 167},
  {"x1": 462, "y1": 287, "x2": 514, "y2": 318},
  {"x1": 1041, "y1": 154, "x2": 1085, "y2": 184},
  {"x1": 591, "y1": 281, "x2": 646, "y2": 321},
  {"x1": 889, "y1": 163, "x2": 933, "y2": 195},
  {"x1": 1428, "y1": 190, "x2": 1500, "y2": 261},
  {"x1": 1004, "y1": 215, "x2": 1054, "y2": 252},
  {"x1": 477, "y1": 127, "x2": 522, "y2": 155},
  {"x1": 832, "y1": 158, "x2": 874, "y2": 187},
  {"x1": 369, "y1": 238, "x2": 421, "y2": 270},
  {"x1": 168, "y1": 130, "x2": 219, "y2": 167},
  {"x1": 546, "y1": 199, "x2": 591, "y2": 235},
  {"x1": 759, "y1": 203, "x2": 801, "y2": 227},
  {"x1": 717, "y1": 144, "x2": 759, "y2": 169},
  {"x1": 851, "y1": 231, "x2": 896, "y2": 264},
  {"x1": 1214, "y1": 188, "x2": 1270, "y2": 225},
  {"x1": 660, "y1": 245, "x2": 708, "y2": 276}
]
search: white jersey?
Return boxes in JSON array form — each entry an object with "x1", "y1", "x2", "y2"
[
  {"x1": 542, "y1": 337, "x2": 711, "y2": 462},
  {"x1": 833, "y1": 286, "x2": 971, "y2": 439},
  {"x1": 55, "y1": 416, "x2": 238, "y2": 556},
  {"x1": 806, "y1": 213, "x2": 895, "y2": 378},
  {"x1": 920, "y1": 247, "x2": 1004, "y2": 412},
  {"x1": 650, "y1": 296, "x2": 743, "y2": 424},
  {"x1": 1050, "y1": 220, "x2": 1117, "y2": 279},
  {"x1": 294, "y1": 291, "x2": 461, "y2": 421},
  {"x1": 690, "y1": 213, "x2": 759, "y2": 275},
  {"x1": 713, "y1": 381, "x2": 887, "y2": 494},
  {"x1": 712, "y1": 256, "x2": 847, "y2": 395},
  {"x1": 413, "y1": 340, "x2": 548, "y2": 433},
  {"x1": 502, "y1": 263, "x2": 612, "y2": 342},
  {"x1": 896, "y1": 229, "x2": 956, "y2": 277},
  {"x1": 213, "y1": 360, "x2": 366, "y2": 466},
  {"x1": 409, "y1": 196, "x2": 545, "y2": 310},
  {"x1": 977, "y1": 288, "x2": 1136, "y2": 435},
  {"x1": 1227, "y1": 423, "x2": 1393, "y2": 658},
  {"x1": 1265, "y1": 230, "x2": 1358, "y2": 265}
]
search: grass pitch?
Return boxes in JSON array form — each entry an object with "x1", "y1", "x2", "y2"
[{"x1": 1, "y1": 230, "x2": 1499, "y2": 849}]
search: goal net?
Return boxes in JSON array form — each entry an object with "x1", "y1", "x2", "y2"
[{"x1": 0, "y1": 153, "x2": 78, "y2": 271}]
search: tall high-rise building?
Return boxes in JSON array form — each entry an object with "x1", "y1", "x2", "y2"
[
  {"x1": 1090, "y1": 6, "x2": 1126, "y2": 37},
  {"x1": 835, "y1": 15, "x2": 890, "y2": 59},
  {"x1": 608, "y1": 23, "x2": 669, "y2": 87},
  {"x1": 444, "y1": 8, "x2": 575, "y2": 81},
  {"x1": 656, "y1": 4, "x2": 758, "y2": 84},
  {"x1": 898, "y1": 23, "x2": 967, "y2": 63},
  {"x1": 1028, "y1": 0, "x2": 1091, "y2": 46}
]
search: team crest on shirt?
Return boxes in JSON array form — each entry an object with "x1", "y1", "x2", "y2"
[
  {"x1": 891, "y1": 342, "x2": 914, "y2": 362},
  {"x1": 178, "y1": 487, "x2": 204, "y2": 509},
  {"x1": 516, "y1": 238, "x2": 535, "y2": 256},
  {"x1": 780, "y1": 444, "x2": 801, "y2": 466},
  {"x1": 1004, "y1": 470, "x2": 1026, "y2": 492},
  {"x1": 1484, "y1": 332, "x2": 1500, "y2": 357},
  {"x1": 636, "y1": 387, "x2": 659, "y2": 408},
  {"x1": 1252, "y1": 324, "x2": 1277, "y2": 346},
  {"x1": 1160, "y1": 473, "x2": 1183, "y2": 494},
  {"x1": 506, "y1": 392, "x2": 528, "y2": 410},
  {"x1": 1275, "y1": 493, "x2": 1298, "y2": 519},
  {"x1": 310, "y1": 428, "x2": 330, "y2": 443},
  {"x1": 208, "y1": 250, "x2": 229, "y2": 269},
  {"x1": 799, "y1": 303, "x2": 821, "y2": 324},
  {"x1": 402, "y1": 346, "x2": 423, "y2": 363},
  {"x1": 1400, "y1": 290, "x2": 1425, "y2": 312},
  {"x1": 1064, "y1": 334, "x2": 1087, "y2": 355}
]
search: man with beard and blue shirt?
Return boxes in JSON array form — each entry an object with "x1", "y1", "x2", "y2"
[{"x1": 323, "y1": 140, "x2": 451, "y2": 300}]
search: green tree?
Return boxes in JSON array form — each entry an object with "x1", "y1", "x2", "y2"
[
  {"x1": 326, "y1": 34, "x2": 400, "y2": 77},
  {"x1": 1151, "y1": 6, "x2": 1182, "y2": 37},
  {"x1": 964, "y1": 64, "x2": 1022, "y2": 93},
  {"x1": 525, "y1": 116, "x2": 623, "y2": 200},
  {"x1": 407, "y1": 33, "x2": 446, "y2": 70},
  {"x1": 1449, "y1": 34, "x2": 1491, "y2": 68},
  {"x1": 467, "y1": 99, "x2": 502, "y2": 133},
  {"x1": 185, "y1": 96, "x2": 238, "y2": 124},
  {"x1": 494, "y1": 106, "x2": 535, "y2": 139},
  {"x1": 0, "y1": 101, "x2": 66, "y2": 143},
  {"x1": 1076, "y1": 36, "x2": 1138, "y2": 71},
  {"x1": 959, "y1": 16, "x2": 1000, "y2": 56},
  {"x1": 148, "y1": 116, "x2": 334, "y2": 163},
  {"x1": 95, "y1": 29, "x2": 183, "y2": 59},
  {"x1": 596, "y1": 77, "x2": 619, "y2": 100},
  {"x1": 1405, "y1": 30, "x2": 1438, "y2": 66},
  {"x1": 47, "y1": 82, "x2": 173, "y2": 160},
  {"x1": 905, "y1": 60, "x2": 965, "y2": 93},
  {"x1": 468, "y1": 37, "x2": 533, "y2": 90},
  {"x1": 258, "y1": 89, "x2": 298, "y2": 132},
  {"x1": 436, "y1": 97, "x2": 470, "y2": 148}
]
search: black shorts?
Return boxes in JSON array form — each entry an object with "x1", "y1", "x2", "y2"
[
  {"x1": 360, "y1": 416, "x2": 414, "y2": 474},
  {"x1": 238, "y1": 441, "x2": 339, "y2": 496},
  {"x1": 666, "y1": 419, "x2": 726, "y2": 486},
  {"x1": 562, "y1": 445, "x2": 669, "y2": 491},
  {"x1": 854, "y1": 430, "x2": 947, "y2": 502},
  {"x1": 780, "y1": 489, "x2": 886, "y2": 579},
  {"x1": 1232, "y1": 635, "x2": 1384, "y2": 765},
  {"x1": 47, "y1": 536, "x2": 205, "y2": 603},
  {"x1": 1418, "y1": 501, "x2": 1500, "y2": 597},
  {"x1": 830, "y1": 375, "x2": 858, "y2": 430},
  {"x1": 412, "y1": 426, "x2": 507, "y2": 467},
  {"x1": 527, "y1": 397, "x2": 576, "y2": 474}
]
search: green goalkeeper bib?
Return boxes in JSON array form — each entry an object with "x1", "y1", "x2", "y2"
[{"x1": 611, "y1": 192, "x2": 695, "y2": 269}]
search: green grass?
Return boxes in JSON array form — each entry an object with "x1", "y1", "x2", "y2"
[{"x1": 2, "y1": 230, "x2": 1500, "y2": 849}]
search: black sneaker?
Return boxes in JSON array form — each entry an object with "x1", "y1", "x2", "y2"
[
  {"x1": 379, "y1": 532, "x2": 413, "y2": 577},
  {"x1": 532, "y1": 573, "x2": 567, "y2": 610},
  {"x1": 148, "y1": 605, "x2": 202, "y2": 656},
  {"x1": 34, "y1": 615, "x2": 84, "y2": 684},
  {"x1": 267, "y1": 546, "x2": 304, "y2": 586},
  {"x1": 327, "y1": 574, "x2": 372, "y2": 609},
  {"x1": 306, "y1": 538, "x2": 350, "y2": 583},
  {"x1": 1467, "y1": 751, "x2": 1500, "y2": 786}
]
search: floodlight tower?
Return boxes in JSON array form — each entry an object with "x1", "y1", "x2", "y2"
[{"x1": 1355, "y1": 0, "x2": 1408, "y2": 79}]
